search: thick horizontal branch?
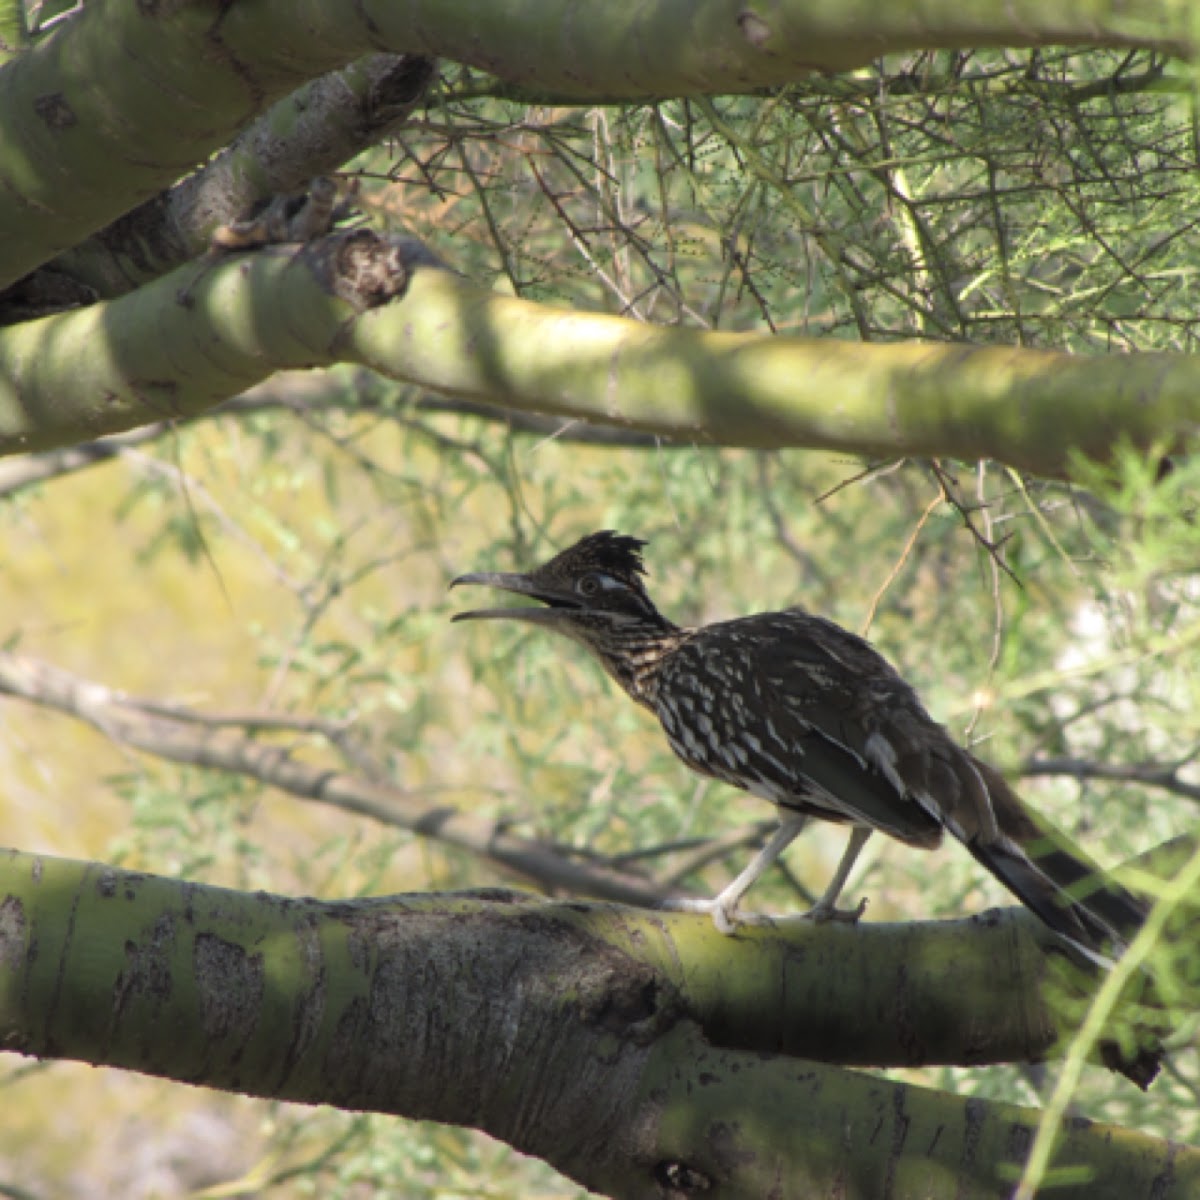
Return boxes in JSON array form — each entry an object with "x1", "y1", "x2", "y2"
[
  {"x1": 0, "y1": 649, "x2": 673, "y2": 909},
  {"x1": 37, "y1": 54, "x2": 435, "y2": 302},
  {"x1": 479, "y1": 57, "x2": 1196, "y2": 108},
  {"x1": 0, "y1": 231, "x2": 417, "y2": 454},
  {"x1": 4, "y1": 232, "x2": 1200, "y2": 474},
  {"x1": 0, "y1": 0, "x2": 1189, "y2": 289},
  {"x1": 351, "y1": 251, "x2": 1200, "y2": 479},
  {"x1": 1, "y1": 850, "x2": 1193, "y2": 1198},
  {"x1": 225, "y1": 0, "x2": 1188, "y2": 98},
  {"x1": 0, "y1": 651, "x2": 1185, "y2": 1074}
]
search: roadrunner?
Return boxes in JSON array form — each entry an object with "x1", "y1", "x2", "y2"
[{"x1": 451, "y1": 531, "x2": 1146, "y2": 966}]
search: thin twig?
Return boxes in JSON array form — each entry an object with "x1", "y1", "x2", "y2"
[
  {"x1": 860, "y1": 481, "x2": 946, "y2": 637},
  {"x1": 965, "y1": 460, "x2": 1005, "y2": 740},
  {"x1": 0, "y1": 651, "x2": 688, "y2": 909},
  {"x1": 1022, "y1": 755, "x2": 1200, "y2": 803},
  {"x1": 928, "y1": 460, "x2": 1021, "y2": 588}
]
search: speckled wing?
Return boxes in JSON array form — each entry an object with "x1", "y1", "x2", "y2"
[{"x1": 653, "y1": 609, "x2": 948, "y2": 847}]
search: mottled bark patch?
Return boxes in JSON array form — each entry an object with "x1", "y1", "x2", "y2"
[
  {"x1": 0, "y1": 895, "x2": 27, "y2": 970},
  {"x1": 195, "y1": 933, "x2": 264, "y2": 1043},
  {"x1": 34, "y1": 93, "x2": 77, "y2": 130},
  {"x1": 113, "y1": 913, "x2": 176, "y2": 1013},
  {"x1": 314, "y1": 231, "x2": 445, "y2": 312}
]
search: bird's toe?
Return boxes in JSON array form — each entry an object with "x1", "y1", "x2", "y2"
[{"x1": 806, "y1": 896, "x2": 869, "y2": 924}]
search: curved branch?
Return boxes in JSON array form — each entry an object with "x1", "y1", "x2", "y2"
[
  {"x1": 0, "y1": 650, "x2": 674, "y2": 909},
  {"x1": 39, "y1": 54, "x2": 435, "y2": 301},
  {"x1": 0, "y1": 231, "x2": 415, "y2": 455}
]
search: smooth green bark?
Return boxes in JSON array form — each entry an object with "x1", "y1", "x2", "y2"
[
  {"x1": 0, "y1": 0, "x2": 1191, "y2": 290},
  {"x1": 0, "y1": 233, "x2": 409, "y2": 454},
  {"x1": 0, "y1": 850, "x2": 1194, "y2": 1199},
  {"x1": 354, "y1": 258, "x2": 1200, "y2": 479},
  {"x1": 337, "y1": 0, "x2": 1186, "y2": 92},
  {"x1": 46, "y1": 54, "x2": 433, "y2": 298},
  {"x1": 3, "y1": 233, "x2": 1199, "y2": 474},
  {"x1": 0, "y1": 0, "x2": 287, "y2": 290},
  {"x1": 632, "y1": 1024, "x2": 1190, "y2": 1200},
  {"x1": 0, "y1": 0, "x2": 27, "y2": 58}
]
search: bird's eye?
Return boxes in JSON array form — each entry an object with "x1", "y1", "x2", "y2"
[{"x1": 577, "y1": 574, "x2": 601, "y2": 597}]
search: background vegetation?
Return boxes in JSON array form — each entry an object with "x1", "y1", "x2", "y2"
[{"x1": 2, "y1": 37, "x2": 1198, "y2": 1198}]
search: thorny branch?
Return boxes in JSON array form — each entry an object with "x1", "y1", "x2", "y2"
[{"x1": 927, "y1": 460, "x2": 1021, "y2": 588}]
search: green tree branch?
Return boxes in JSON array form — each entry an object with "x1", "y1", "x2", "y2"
[
  {"x1": 0, "y1": 231, "x2": 421, "y2": 455},
  {"x1": 4, "y1": 232, "x2": 1198, "y2": 474},
  {"x1": 41, "y1": 53, "x2": 434, "y2": 301},
  {"x1": 0, "y1": 650, "x2": 1186, "y2": 1080},
  {"x1": 0, "y1": 850, "x2": 1194, "y2": 1198},
  {"x1": 1, "y1": 0, "x2": 1191, "y2": 290}
]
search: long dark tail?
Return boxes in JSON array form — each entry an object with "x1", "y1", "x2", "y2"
[
  {"x1": 964, "y1": 833, "x2": 1143, "y2": 964},
  {"x1": 964, "y1": 761, "x2": 1160, "y2": 1089},
  {"x1": 967, "y1": 759, "x2": 1147, "y2": 960}
]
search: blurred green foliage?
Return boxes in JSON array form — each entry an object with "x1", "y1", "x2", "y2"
[{"x1": 2, "y1": 44, "x2": 1199, "y2": 1200}]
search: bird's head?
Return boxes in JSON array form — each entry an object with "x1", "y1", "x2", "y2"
[{"x1": 451, "y1": 531, "x2": 675, "y2": 654}]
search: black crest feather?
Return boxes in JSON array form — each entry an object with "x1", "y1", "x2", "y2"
[{"x1": 546, "y1": 530, "x2": 648, "y2": 582}]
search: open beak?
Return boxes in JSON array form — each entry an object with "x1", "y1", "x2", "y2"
[{"x1": 450, "y1": 572, "x2": 581, "y2": 624}]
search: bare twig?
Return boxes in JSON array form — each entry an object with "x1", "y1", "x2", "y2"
[
  {"x1": 0, "y1": 651, "x2": 686, "y2": 908},
  {"x1": 965, "y1": 460, "x2": 1005, "y2": 740},
  {"x1": 860, "y1": 481, "x2": 946, "y2": 637},
  {"x1": 756, "y1": 455, "x2": 824, "y2": 583},
  {"x1": 928, "y1": 460, "x2": 1021, "y2": 589},
  {"x1": 1022, "y1": 755, "x2": 1200, "y2": 803},
  {"x1": 655, "y1": 822, "x2": 777, "y2": 886},
  {"x1": 0, "y1": 382, "x2": 677, "y2": 502},
  {"x1": 0, "y1": 425, "x2": 171, "y2": 495}
]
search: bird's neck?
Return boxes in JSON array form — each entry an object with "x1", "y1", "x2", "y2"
[{"x1": 590, "y1": 621, "x2": 689, "y2": 709}]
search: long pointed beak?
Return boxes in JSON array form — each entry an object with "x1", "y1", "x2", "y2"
[{"x1": 449, "y1": 571, "x2": 580, "y2": 624}]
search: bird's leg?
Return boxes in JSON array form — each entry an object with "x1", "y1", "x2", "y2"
[
  {"x1": 804, "y1": 826, "x2": 871, "y2": 923},
  {"x1": 662, "y1": 813, "x2": 809, "y2": 934}
]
